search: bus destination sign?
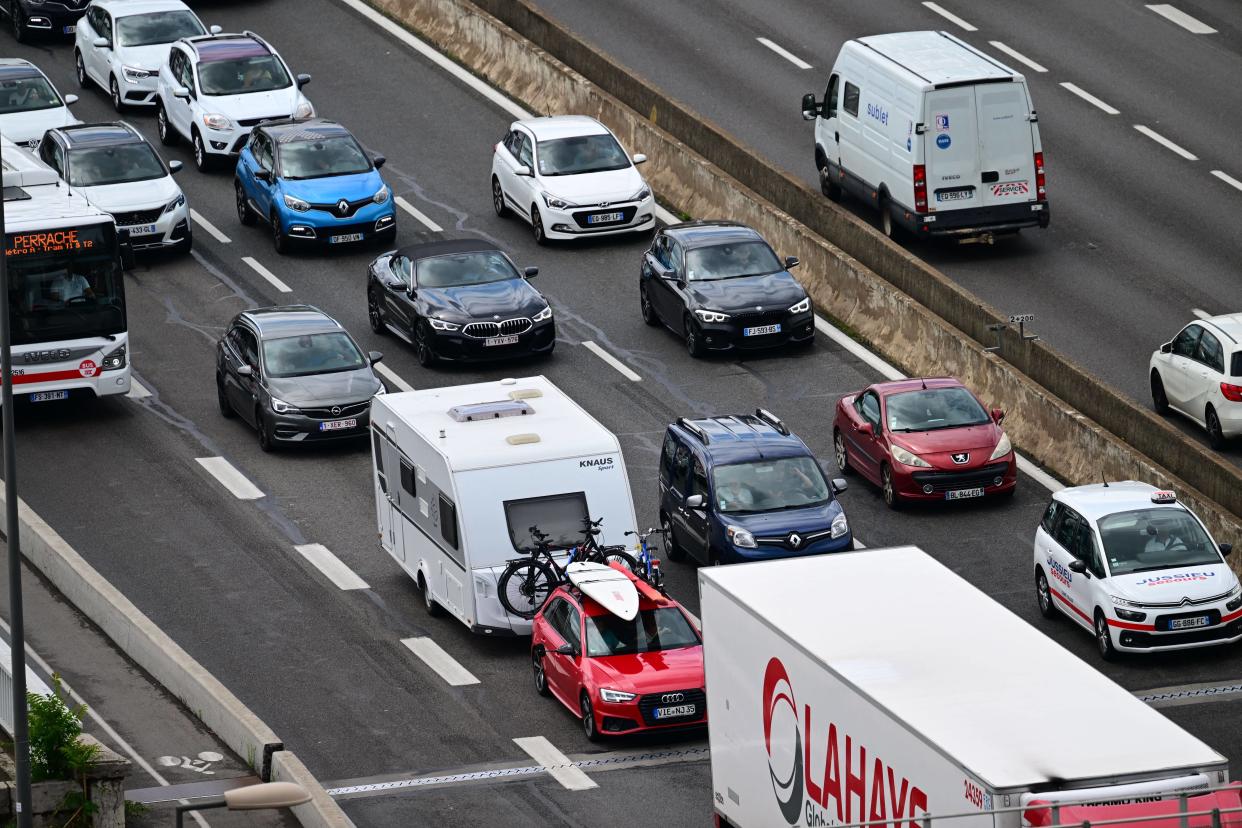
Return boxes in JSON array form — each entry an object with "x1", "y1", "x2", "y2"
[{"x1": 6, "y1": 225, "x2": 107, "y2": 257}]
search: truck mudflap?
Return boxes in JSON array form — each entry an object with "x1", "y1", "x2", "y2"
[{"x1": 1024, "y1": 777, "x2": 1235, "y2": 828}]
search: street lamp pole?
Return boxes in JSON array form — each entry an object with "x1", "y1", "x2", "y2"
[{"x1": 0, "y1": 134, "x2": 34, "y2": 828}]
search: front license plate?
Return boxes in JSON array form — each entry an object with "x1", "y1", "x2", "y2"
[
  {"x1": 743, "y1": 324, "x2": 781, "y2": 337},
  {"x1": 1169, "y1": 616, "x2": 1211, "y2": 630},
  {"x1": 329, "y1": 233, "x2": 364, "y2": 244},
  {"x1": 319, "y1": 418, "x2": 358, "y2": 432},
  {"x1": 484, "y1": 334, "x2": 520, "y2": 347},
  {"x1": 127, "y1": 224, "x2": 158, "y2": 236},
  {"x1": 654, "y1": 704, "x2": 696, "y2": 719},
  {"x1": 586, "y1": 211, "x2": 624, "y2": 224},
  {"x1": 63, "y1": 25, "x2": 76, "y2": 34},
  {"x1": 945, "y1": 487, "x2": 985, "y2": 501},
  {"x1": 30, "y1": 391, "x2": 69, "y2": 403}
]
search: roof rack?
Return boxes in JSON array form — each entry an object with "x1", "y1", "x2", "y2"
[
  {"x1": 677, "y1": 418, "x2": 709, "y2": 444},
  {"x1": 754, "y1": 408, "x2": 789, "y2": 435}
]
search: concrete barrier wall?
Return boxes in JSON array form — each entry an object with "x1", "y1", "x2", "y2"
[
  {"x1": 361, "y1": 0, "x2": 1242, "y2": 552},
  {"x1": 272, "y1": 751, "x2": 355, "y2": 828}
]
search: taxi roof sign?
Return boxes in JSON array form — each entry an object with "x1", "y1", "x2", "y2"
[{"x1": 1151, "y1": 490, "x2": 1177, "y2": 504}]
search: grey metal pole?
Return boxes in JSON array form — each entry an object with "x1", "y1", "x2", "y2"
[{"x1": 0, "y1": 134, "x2": 33, "y2": 828}]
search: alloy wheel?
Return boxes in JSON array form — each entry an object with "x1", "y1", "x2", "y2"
[
  {"x1": 640, "y1": 286, "x2": 658, "y2": 326},
  {"x1": 193, "y1": 133, "x2": 207, "y2": 171},
  {"x1": 1207, "y1": 408, "x2": 1225, "y2": 450},
  {"x1": 1095, "y1": 613, "x2": 1116, "y2": 661},
  {"x1": 75, "y1": 53, "x2": 87, "y2": 87},
  {"x1": 492, "y1": 177, "x2": 508, "y2": 217},
  {"x1": 1036, "y1": 571, "x2": 1054, "y2": 618},
  {"x1": 367, "y1": 293, "x2": 385, "y2": 334},
  {"x1": 882, "y1": 465, "x2": 900, "y2": 510},
  {"x1": 533, "y1": 652, "x2": 549, "y2": 696},
  {"x1": 834, "y1": 429, "x2": 850, "y2": 473},
  {"x1": 580, "y1": 694, "x2": 600, "y2": 742},
  {"x1": 416, "y1": 327, "x2": 437, "y2": 368},
  {"x1": 110, "y1": 77, "x2": 123, "y2": 111},
  {"x1": 1151, "y1": 372, "x2": 1170, "y2": 415},
  {"x1": 531, "y1": 206, "x2": 546, "y2": 245}
]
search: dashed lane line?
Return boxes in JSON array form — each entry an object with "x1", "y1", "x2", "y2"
[
  {"x1": 294, "y1": 544, "x2": 369, "y2": 590},
  {"x1": 374, "y1": 362, "x2": 415, "y2": 393},
  {"x1": 513, "y1": 736, "x2": 598, "y2": 791},
  {"x1": 1193, "y1": 308, "x2": 1211, "y2": 320},
  {"x1": 922, "y1": 2, "x2": 977, "y2": 31},
  {"x1": 194, "y1": 457, "x2": 264, "y2": 500},
  {"x1": 756, "y1": 37, "x2": 813, "y2": 70},
  {"x1": 1059, "y1": 82, "x2": 1120, "y2": 115},
  {"x1": 401, "y1": 637, "x2": 480, "y2": 686},
  {"x1": 1211, "y1": 170, "x2": 1242, "y2": 193},
  {"x1": 190, "y1": 209, "x2": 231, "y2": 244},
  {"x1": 583, "y1": 341, "x2": 642, "y2": 382},
  {"x1": 1134, "y1": 125, "x2": 1198, "y2": 161},
  {"x1": 396, "y1": 196, "x2": 444, "y2": 232},
  {"x1": 1145, "y1": 4, "x2": 1217, "y2": 34},
  {"x1": 987, "y1": 41, "x2": 1047, "y2": 73},
  {"x1": 242, "y1": 256, "x2": 292, "y2": 294}
]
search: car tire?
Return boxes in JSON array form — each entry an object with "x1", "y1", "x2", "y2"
[
  {"x1": 684, "y1": 316, "x2": 705, "y2": 358},
  {"x1": 109, "y1": 76, "x2": 124, "y2": 112},
  {"x1": 416, "y1": 324, "x2": 438, "y2": 368},
  {"x1": 1035, "y1": 568, "x2": 1055, "y2": 619},
  {"x1": 74, "y1": 51, "x2": 89, "y2": 88},
  {"x1": 11, "y1": 2, "x2": 28, "y2": 44},
  {"x1": 1095, "y1": 610, "x2": 1118, "y2": 662},
  {"x1": 235, "y1": 181, "x2": 257, "y2": 226},
  {"x1": 192, "y1": 130, "x2": 211, "y2": 172},
  {"x1": 157, "y1": 102, "x2": 177, "y2": 146},
  {"x1": 817, "y1": 154, "x2": 842, "y2": 202},
  {"x1": 580, "y1": 692, "x2": 602, "y2": 743},
  {"x1": 367, "y1": 290, "x2": 386, "y2": 335},
  {"x1": 881, "y1": 463, "x2": 902, "y2": 510},
  {"x1": 1151, "y1": 371, "x2": 1170, "y2": 416},
  {"x1": 491, "y1": 176, "x2": 510, "y2": 218},
  {"x1": 639, "y1": 284, "x2": 659, "y2": 327},
  {"x1": 531, "y1": 205, "x2": 548, "y2": 246},
  {"x1": 833, "y1": 427, "x2": 852, "y2": 475},
  {"x1": 532, "y1": 650, "x2": 550, "y2": 698},
  {"x1": 879, "y1": 194, "x2": 896, "y2": 239},
  {"x1": 271, "y1": 213, "x2": 289, "y2": 255},
  {"x1": 661, "y1": 514, "x2": 686, "y2": 562},
  {"x1": 256, "y1": 409, "x2": 276, "y2": 452},
  {"x1": 1207, "y1": 406, "x2": 1227, "y2": 450},
  {"x1": 216, "y1": 375, "x2": 235, "y2": 418},
  {"x1": 418, "y1": 571, "x2": 444, "y2": 618}
]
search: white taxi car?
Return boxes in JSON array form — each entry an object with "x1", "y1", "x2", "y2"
[
  {"x1": 1033, "y1": 482, "x2": 1240, "y2": 660},
  {"x1": 490, "y1": 115, "x2": 654, "y2": 244},
  {"x1": 1150, "y1": 313, "x2": 1242, "y2": 449}
]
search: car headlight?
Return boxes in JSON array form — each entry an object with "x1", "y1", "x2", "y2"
[
  {"x1": 373, "y1": 383, "x2": 387, "y2": 396},
  {"x1": 1110, "y1": 594, "x2": 1142, "y2": 608},
  {"x1": 989, "y1": 433, "x2": 1013, "y2": 461},
  {"x1": 630, "y1": 185, "x2": 652, "y2": 202},
  {"x1": 890, "y1": 444, "x2": 931, "y2": 468},
  {"x1": 294, "y1": 100, "x2": 315, "y2": 119},
  {"x1": 1227, "y1": 584, "x2": 1242, "y2": 612},
  {"x1": 788, "y1": 296, "x2": 811, "y2": 314},
  {"x1": 121, "y1": 65, "x2": 154, "y2": 83},
  {"x1": 428, "y1": 317, "x2": 461, "y2": 332},
  {"x1": 100, "y1": 344, "x2": 126, "y2": 371},
  {"x1": 201, "y1": 112, "x2": 231, "y2": 130},
  {"x1": 694, "y1": 308, "x2": 730, "y2": 323},
  {"x1": 1114, "y1": 607, "x2": 1147, "y2": 622},
  {"x1": 283, "y1": 194, "x2": 310, "y2": 212},
  {"x1": 163, "y1": 193, "x2": 186, "y2": 215},
  {"x1": 372, "y1": 185, "x2": 389, "y2": 205},
  {"x1": 532, "y1": 305, "x2": 553, "y2": 323},
  {"x1": 542, "y1": 192, "x2": 576, "y2": 210},
  {"x1": 830, "y1": 512, "x2": 849, "y2": 539},
  {"x1": 599, "y1": 688, "x2": 636, "y2": 704},
  {"x1": 270, "y1": 396, "x2": 301, "y2": 414},
  {"x1": 727, "y1": 524, "x2": 756, "y2": 549}
]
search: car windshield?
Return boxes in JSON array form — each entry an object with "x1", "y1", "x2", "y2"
[
  {"x1": 712, "y1": 456, "x2": 830, "y2": 514},
  {"x1": 198, "y1": 55, "x2": 291, "y2": 96},
  {"x1": 116, "y1": 11, "x2": 204, "y2": 47},
  {"x1": 262, "y1": 331, "x2": 366, "y2": 378},
  {"x1": 67, "y1": 144, "x2": 166, "y2": 187},
  {"x1": 415, "y1": 251, "x2": 518, "y2": 288},
  {"x1": 536, "y1": 133, "x2": 630, "y2": 176},
  {"x1": 279, "y1": 135, "x2": 370, "y2": 180},
  {"x1": 0, "y1": 76, "x2": 62, "y2": 114},
  {"x1": 684, "y1": 241, "x2": 782, "y2": 281},
  {"x1": 584, "y1": 607, "x2": 699, "y2": 657},
  {"x1": 885, "y1": 386, "x2": 990, "y2": 433},
  {"x1": 1098, "y1": 508, "x2": 1222, "y2": 576}
]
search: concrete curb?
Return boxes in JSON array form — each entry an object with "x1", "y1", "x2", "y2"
[{"x1": 272, "y1": 751, "x2": 355, "y2": 828}]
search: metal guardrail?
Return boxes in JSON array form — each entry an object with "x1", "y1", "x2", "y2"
[{"x1": 0, "y1": 635, "x2": 52, "y2": 738}]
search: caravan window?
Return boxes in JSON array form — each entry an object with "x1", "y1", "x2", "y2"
[
  {"x1": 843, "y1": 81, "x2": 860, "y2": 117},
  {"x1": 439, "y1": 495, "x2": 459, "y2": 549},
  {"x1": 372, "y1": 431, "x2": 387, "y2": 494},
  {"x1": 505, "y1": 492, "x2": 589, "y2": 552},
  {"x1": 400, "y1": 460, "x2": 416, "y2": 498}
]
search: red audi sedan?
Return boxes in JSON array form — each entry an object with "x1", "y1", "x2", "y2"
[
  {"x1": 832, "y1": 378, "x2": 1017, "y2": 509},
  {"x1": 531, "y1": 571, "x2": 705, "y2": 741}
]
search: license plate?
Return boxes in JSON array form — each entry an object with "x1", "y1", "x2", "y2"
[
  {"x1": 329, "y1": 233, "x2": 364, "y2": 244},
  {"x1": 484, "y1": 334, "x2": 519, "y2": 347},
  {"x1": 744, "y1": 324, "x2": 781, "y2": 337},
  {"x1": 319, "y1": 418, "x2": 357, "y2": 431},
  {"x1": 127, "y1": 224, "x2": 158, "y2": 236},
  {"x1": 586, "y1": 211, "x2": 624, "y2": 224},
  {"x1": 653, "y1": 704, "x2": 696, "y2": 719},
  {"x1": 30, "y1": 390, "x2": 69, "y2": 403},
  {"x1": 63, "y1": 25, "x2": 75, "y2": 34},
  {"x1": 936, "y1": 189, "x2": 973, "y2": 202},
  {"x1": 945, "y1": 487, "x2": 985, "y2": 501},
  {"x1": 1169, "y1": 616, "x2": 1211, "y2": 630}
]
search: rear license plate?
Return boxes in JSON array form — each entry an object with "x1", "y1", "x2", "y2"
[
  {"x1": 744, "y1": 324, "x2": 781, "y2": 337},
  {"x1": 30, "y1": 391, "x2": 69, "y2": 403},
  {"x1": 586, "y1": 211, "x2": 624, "y2": 224},
  {"x1": 63, "y1": 25, "x2": 75, "y2": 34},
  {"x1": 319, "y1": 418, "x2": 357, "y2": 432},
  {"x1": 484, "y1": 334, "x2": 520, "y2": 347},
  {"x1": 127, "y1": 224, "x2": 158, "y2": 236},
  {"x1": 935, "y1": 189, "x2": 974, "y2": 202},
  {"x1": 329, "y1": 233, "x2": 364, "y2": 244},
  {"x1": 654, "y1": 704, "x2": 696, "y2": 719},
  {"x1": 1169, "y1": 616, "x2": 1211, "y2": 630},
  {"x1": 945, "y1": 487, "x2": 985, "y2": 501}
]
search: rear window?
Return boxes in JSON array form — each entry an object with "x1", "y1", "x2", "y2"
[
  {"x1": 1232, "y1": 351, "x2": 1241, "y2": 378},
  {"x1": 504, "y1": 492, "x2": 589, "y2": 553},
  {"x1": 843, "y1": 82, "x2": 860, "y2": 117}
]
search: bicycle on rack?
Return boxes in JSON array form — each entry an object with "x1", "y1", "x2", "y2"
[
  {"x1": 497, "y1": 519, "x2": 638, "y2": 619},
  {"x1": 576, "y1": 516, "x2": 638, "y2": 573},
  {"x1": 622, "y1": 527, "x2": 667, "y2": 591}
]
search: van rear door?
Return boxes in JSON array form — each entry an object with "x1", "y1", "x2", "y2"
[
  {"x1": 922, "y1": 87, "x2": 981, "y2": 212},
  {"x1": 974, "y1": 81, "x2": 1036, "y2": 208}
]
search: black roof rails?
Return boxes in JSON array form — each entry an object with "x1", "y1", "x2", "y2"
[
  {"x1": 754, "y1": 408, "x2": 789, "y2": 435},
  {"x1": 677, "y1": 418, "x2": 709, "y2": 444}
]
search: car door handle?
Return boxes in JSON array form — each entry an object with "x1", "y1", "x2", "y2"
[{"x1": 834, "y1": 131, "x2": 840, "y2": 142}]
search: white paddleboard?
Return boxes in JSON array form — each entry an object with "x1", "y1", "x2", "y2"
[{"x1": 566, "y1": 562, "x2": 639, "y2": 620}]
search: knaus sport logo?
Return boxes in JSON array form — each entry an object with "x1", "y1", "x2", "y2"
[{"x1": 763, "y1": 657, "x2": 928, "y2": 827}]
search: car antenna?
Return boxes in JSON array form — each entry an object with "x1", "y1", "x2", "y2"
[
  {"x1": 920, "y1": 377, "x2": 927, "y2": 390},
  {"x1": 1101, "y1": 471, "x2": 1109, "y2": 487}
]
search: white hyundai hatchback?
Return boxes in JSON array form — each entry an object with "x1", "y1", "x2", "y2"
[
  {"x1": 0, "y1": 59, "x2": 80, "y2": 149},
  {"x1": 1150, "y1": 313, "x2": 1242, "y2": 449},
  {"x1": 491, "y1": 115, "x2": 654, "y2": 244},
  {"x1": 1033, "y1": 482, "x2": 1240, "y2": 661}
]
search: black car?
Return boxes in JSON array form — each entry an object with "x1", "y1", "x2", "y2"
[
  {"x1": 366, "y1": 238, "x2": 555, "y2": 367},
  {"x1": 639, "y1": 221, "x2": 815, "y2": 357},
  {"x1": 2, "y1": 0, "x2": 87, "y2": 42},
  {"x1": 216, "y1": 305, "x2": 385, "y2": 452}
]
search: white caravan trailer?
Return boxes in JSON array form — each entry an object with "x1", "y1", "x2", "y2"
[{"x1": 369, "y1": 376, "x2": 638, "y2": 636}]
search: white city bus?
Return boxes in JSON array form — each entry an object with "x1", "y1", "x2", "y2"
[{"x1": 3, "y1": 136, "x2": 132, "y2": 403}]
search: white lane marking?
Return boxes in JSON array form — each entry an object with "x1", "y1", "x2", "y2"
[
  {"x1": 396, "y1": 196, "x2": 443, "y2": 232},
  {"x1": 987, "y1": 41, "x2": 1047, "y2": 73},
  {"x1": 242, "y1": 256, "x2": 292, "y2": 293},
  {"x1": 655, "y1": 204, "x2": 681, "y2": 226},
  {"x1": 195, "y1": 457, "x2": 264, "y2": 500},
  {"x1": 1059, "y1": 83, "x2": 1120, "y2": 115},
  {"x1": 1016, "y1": 457, "x2": 1064, "y2": 493},
  {"x1": 127, "y1": 379, "x2": 152, "y2": 400},
  {"x1": 190, "y1": 209, "x2": 231, "y2": 245},
  {"x1": 513, "y1": 736, "x2": 597, "y2": 791},
  {"x1": 922, "y1": 2, "x2": 977, "y2": 31},
  {"x1": 1192, "y1": 308, "x2": 1211, "y2": 320},
  {"x1": 294, "y1": 544, "x2": 370, "y2": 590},
  {"x1": 401, "y1": 637, "x2": 480, "y2": 686},
  {"x1": 1134, "y1": 125, "x2": 1198, "y2": 161},
  {"x1": 1146, "y1": 4, "x2": 1217, "y2": 33},
  {"x1": 756, "y1": 37, "x2": 813, "y2": 70},
  {"x1": 583, "y1": 341, "x2": 641, "y2": 382},
  {"x1": 1211, "y1": 170, "x2": 1242, "y2": 193},
  {"x1": 374, "y1": 362, "x2": 415, "y2": 393}
]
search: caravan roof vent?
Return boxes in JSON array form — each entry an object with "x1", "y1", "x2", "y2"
[
  {"x1": 448, "y1": 399, "x2": 534, "y2": 422},
  {"x1": 506, "y1": 433, "x2": 541, "y2": 445},
  {"x1": 509, "y1": 388, "x2": 543, "y2": 401}
]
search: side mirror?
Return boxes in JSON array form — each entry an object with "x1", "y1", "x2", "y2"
[
  {"x1": 801, "y1": 92, "x2": 819, "y2": 121},
  {"x1": 296, "y1": 73, "x2": 312, "y2": 88},
  {"x1": 1160, "y1": 341, "x2": 1172, "y2": 354},
  {"x1": 991, "y1": 408, "x2": 1005, "y2": 424},
  {"x1": 64, "y1": 94, "x2": 79, "y2": 105},
  {"x1": 831, "y1": 478, "x2": 848, "y2": 495},
  {"x1": 514, "y1": 164, "x2": 533, "y2": 177},
  {"x1": 372, "y1": 154, "x2": 386, "y2": 169},
  {"x1": 1068, "y1": 560, "x2": 1087, "y2": 574},
  {"x1": 254, "y1": 169, "x2": 271, "y2": 183},
  {"x1": 784, "y1": 255, "x2": 800, "y2": 270},
  {"x1": 632, "y1": 153, "x2": 647, "y2": 164},
  {"x1": 532, "y1": 643, "x2": 546, "y2": 659},
  {"x1": 684, "y1": 494, "x2": 705, "y2": 509},
  {"x1": 93, "y1": 36, "x2": 109, "y2": 49},
  {"x1": 209, "y1": 24, "x2": 223, "y2": 35},
  {"x1": 523, "y1": 266, "x2": 539, "y2": 278},
  {"x1": 554, "y1": 643, "x2": 575, "y2": 657},
  {"x1": 368, "y1": 350, "x2": 383, "y2": 366},
  {"x1": 168, "y1": 160, "x2": 183, "y2": 174},
  {"x1": 856, "y1": 422, "x2": 874, "y2": 438},
  {"x1": 237, "y1": 364, "x2": 254, "y2": 378},
  {"x1": 173, "y1": 86, "x2": 191, "y2": 100},
  {"x1": 1221, "y1": 543, "x2": 1233, "y2": 557}
]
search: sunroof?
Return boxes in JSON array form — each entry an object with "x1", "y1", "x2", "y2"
[{"x1": 196, "y1": 39, "x2": 267, "y2": 62}]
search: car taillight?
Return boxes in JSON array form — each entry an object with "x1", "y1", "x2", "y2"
[
  {"x1": 1034, "y1": 152, "x2": 1046, "y2": 201},
  {"x1": 1221, "y1": 382, "x2": 1242, "y2": 402},
  {"x1": 913, "y1": 164, "x2": 927, "y2": 212}
]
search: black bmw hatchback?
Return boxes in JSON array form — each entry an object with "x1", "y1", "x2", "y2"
[{"x1": 366, "y1": 238, "x2": 555, "y2": 367}]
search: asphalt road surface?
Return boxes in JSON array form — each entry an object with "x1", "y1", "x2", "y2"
[{"x1": 4, "y1": 1, "x2": 1242, "y2": 825}]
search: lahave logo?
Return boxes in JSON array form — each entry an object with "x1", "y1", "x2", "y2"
[{"x1": 763, "y1": 658, "x2": 803, "y2": 825}]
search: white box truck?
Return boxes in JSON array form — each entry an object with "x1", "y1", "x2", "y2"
[
  {"x1": 700, "y1": 546, "x2": 1229, "y2": 828},
  {"x1": 801, "y1": 31, "x2": 1049, "y2": 241},
  {"x1": 370, "y1": 376, "x2": 638, "y2": 636}
]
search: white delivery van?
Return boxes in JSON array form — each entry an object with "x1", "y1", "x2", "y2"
[
  {"x1": 369, "y1": 376, "x2": 638, "y2": 636},
  {"x1": 700, "y1": 546, "x2": 1228, "y2": 828},
  {"x1": 801, "y1": 31, "x2": 1050, "y2": 241}
]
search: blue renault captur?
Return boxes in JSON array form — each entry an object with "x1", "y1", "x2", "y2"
[
  {"x1": 657, "y1": 409, "x2": 851, "y2": 565},
  {"x1": 234, "y1": 118, "x2": 396, "y2": 254}
]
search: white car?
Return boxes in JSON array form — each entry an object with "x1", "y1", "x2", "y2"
[
  {"x1": 490, "y1": 115, "x2": 654, "y2": 244},
  {"x1": 1033, "y1": 481, "x2": 1240, "y2": 660},
  {"x1": 74, "y1": 0, "x2": 218, "y2": 111},
  {"x1": 38, "y1": 122, "x2": 191, "y2": 254},
  {"x1": 155, "y1": 31, "x2": 313, "y2": 171},
  {"x1": 0, "y1": 59, "x2": 80, "y2": 149},
  {"x1": 1150, "y1": 313, "x2": 1242, "y2": 449}
]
